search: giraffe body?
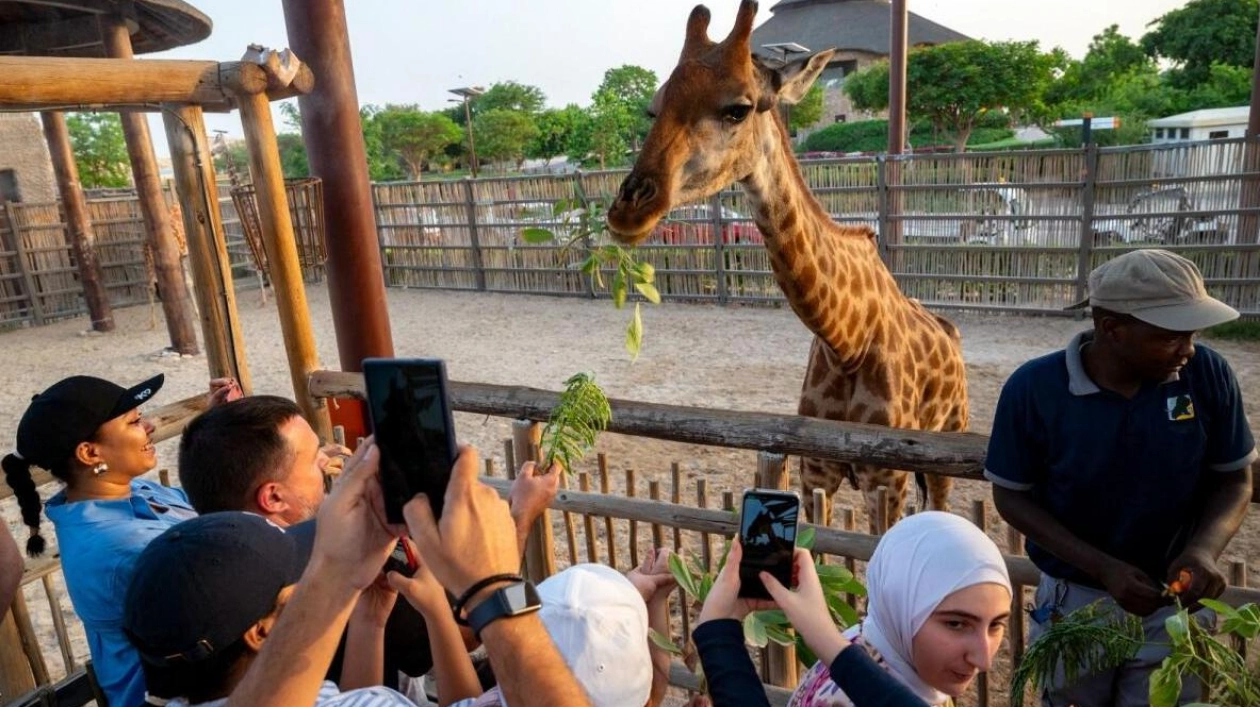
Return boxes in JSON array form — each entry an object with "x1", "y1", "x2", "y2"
[{"x1": 605, "y1": 1, "x2": 968, "y2": 531}]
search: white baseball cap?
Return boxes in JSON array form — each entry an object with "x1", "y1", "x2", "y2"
[
  {"x1": 534, "y1": 564, "x2": 652, "y2": 707},
  {"x1": 1068, "y1": 248, "x2": 1238, "y2": 331}
]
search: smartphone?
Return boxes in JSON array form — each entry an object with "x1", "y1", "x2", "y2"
[
  {"x1": 363, "y1": 358, "x2": 460, "y2": 524},
  {"x1": 738, "y1": 489, "x2": 801, "y2": 600}
]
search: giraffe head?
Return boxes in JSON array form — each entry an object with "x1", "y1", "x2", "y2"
[{"x1": 606, "y1": 1, "x2": 835, "y2": 244}]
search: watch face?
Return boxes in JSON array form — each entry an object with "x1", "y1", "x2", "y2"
[{"x1": 503, "y1": 582, "x2": 531, "y2": 609}]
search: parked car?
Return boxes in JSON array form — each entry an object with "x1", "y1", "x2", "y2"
[
  {"x1": 1092, "y1": 186, "x2": 1227, "y2": 245},
  {"x1": 656, "y1": 204, "x2": 764, "y2": 245}
]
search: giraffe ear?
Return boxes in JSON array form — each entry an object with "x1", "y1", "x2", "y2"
[{"x1": 775, "y1": 49, "x2": 836, "y2": 105}]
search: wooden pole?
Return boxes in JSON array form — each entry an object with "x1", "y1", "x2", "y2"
[
  {"x1": 235, "y1": 89, "x2": 331, "y2": 439},
  {"x1": 101, "y1": 16, "x2": 199, "y2": 355},
  {"x1": 1239, "y1": 11, "x2": 1260, "y2": 245},
  {"x1": 162, "y1": 104, "x2": 253, "y2": 391},
  {"x1": 39, "y1": 111, "x2": 114, "y2": 333},
  {"x1": 282, "y1": 0, "x2": 396, "y2": 378},
  {"x1": 512, "y1": 420, "x2": 555, "y2": 583},
  {"x1": 885, "y1": 0, "x2": 909, "y2": 255}
]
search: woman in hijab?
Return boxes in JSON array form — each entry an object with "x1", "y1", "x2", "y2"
[
  {"x1": 3, "y1": 374, "x2": 240, "y2": 707},
  {"x1": 788, "y1": 511, "x2": 1013, "y2": 707}
]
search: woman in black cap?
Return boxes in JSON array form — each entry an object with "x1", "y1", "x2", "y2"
[{"x1": 2, "y1": 373, "x2": 239, "y2": 707}]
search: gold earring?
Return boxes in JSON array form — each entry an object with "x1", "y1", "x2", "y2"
[{"x1": 92, "y1": 462, "x2": 109, "y2": 476}]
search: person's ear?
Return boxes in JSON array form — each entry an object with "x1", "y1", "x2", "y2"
[
  {"x1": 73, "y1": 441, "x2": 103, "y2": 469},
  {"x1": 241, "y1": 611, "x2": 279, "y2": 652},
  {"x1": 254, "y1": 481, "x2": 288, "y2": 516}
]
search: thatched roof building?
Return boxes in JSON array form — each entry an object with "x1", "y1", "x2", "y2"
[{"x1": 751, "y1": 0, "x2": 970, "y2": 127}]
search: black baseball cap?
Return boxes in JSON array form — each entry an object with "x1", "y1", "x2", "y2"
[
  {"x1": 15, "y1": 374, "x2": 164, "y2": 469},
  {"x1": 123, "y1": 512, "x2": 306, "y2": 667}
]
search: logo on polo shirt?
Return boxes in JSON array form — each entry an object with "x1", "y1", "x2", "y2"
[{"x1": 1167, "y1": 394, "x2": 1195, "y2": 421}]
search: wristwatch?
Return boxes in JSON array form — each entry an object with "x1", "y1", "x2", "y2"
[{"x1": 466, "y1": 580, "x2": 542, "y2": 639}]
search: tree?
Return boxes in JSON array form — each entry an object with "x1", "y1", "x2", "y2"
[
  {"x1": 277, "y1": 133, "x2": 309, "y2": 179},
  {"x1": 845, "y1": 40, "x2": 1058, "y2": 151},
  {"x1": 473, "y1": 108, "x2": 540, "y2": 170},
  {"x1": 591, "y1": 65, "x2": 658, "y2": 151},
  {"x1": 359, "y1": 105, "x2": 407, "y2": 182},
  {"x1": 530, "y1": 105, "x2": 585, "y2": 165},
  {"x1": 1142, "y1": 0, "x2": 1259, "y2": 88},
  {"x1": 1048, "y1": 26, "x2": 1156, "y2": 105},
  {"x1": 469, "y1": 81, "x2": 546, "y2": 121},
  {"x1": 789, "y1": 84, "x2": 825, "y2": 133},
  {"x1": 373, "y1": 105, "x2": 463, "y2": 179},
  {"x1": 66, "y1": 112, "x2": 130, "y2": 188}
]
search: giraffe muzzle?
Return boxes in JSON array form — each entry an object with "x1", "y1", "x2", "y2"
[{"x1": 616, "y1": 173, "x2": 660, "y2": 211}]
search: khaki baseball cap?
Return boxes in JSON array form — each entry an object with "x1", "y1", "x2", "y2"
[{"x1": 1067, "y1": 249, "x2": 1238, "y2": 331}]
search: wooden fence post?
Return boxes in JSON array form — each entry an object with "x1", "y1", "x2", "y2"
[
  {"x1": 598, "y1": 453, "x2": 617, "y2": 569},
  {"x1": 1007, "y1": 525, "x2": 1028, "y2": 673},
  {"x1": 1075, "y1": 144, "x2": 1099, "y2": 307},
  {"x1": 709, "y1": 191, "x2": 727, "y2": 304},
  {"x1": 6, "y1": 203, "x2": 46, "y2": 326},
  {"x1": 512, "y1": 420, "x2": 555, "y2": 584},
  {"x1": 876, "y1": 156, "x2": 892, "y2": 268},
  {"x1": 971, "y1": 501, "x2": 991, "y2": 707},
  {"x1": 1230, "y1": 561, "x2": 1248, "y2": 658},
  {"x1": 461, "y1": 178, "x2": 487, "y2": 291},
  {"x1": 756, "y1": 451, "x2": 798, "y2": 689}
]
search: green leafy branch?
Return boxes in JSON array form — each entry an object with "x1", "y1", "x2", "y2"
[
  {"x1": 1147, "y1": 600, "x2": 1260, "y2": 707},
  {"x1": 1011, "y1": 601, "x2": 1144, "y2": 705},
  {"x1": 1014, "y1": 599, "x2": 1260, "y2": 707},
  {"x1": 520, "y1": 200, "x2": 660, "y2": 360},
  {"x1": 540, "y1": 372, "x2": 612, "y2": 474}
]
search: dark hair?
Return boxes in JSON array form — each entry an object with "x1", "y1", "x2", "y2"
[
  {"x1": 3, "y1": 435, "x2": 95, "y2": 557},
  {"x1": 179, "y1": 396, "x2": 303, "y2": 515}
]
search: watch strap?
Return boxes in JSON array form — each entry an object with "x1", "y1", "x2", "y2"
[{"x1": 466, "y1": 580, "x2": 542, "y2": 639}]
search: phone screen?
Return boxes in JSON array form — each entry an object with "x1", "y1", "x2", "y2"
[
  {"x1": 738, "y1": 490, "x2": 800, "y2": 600},
  {"x1": 363, "y1": 358, "x2": 459, "y2": 523}
]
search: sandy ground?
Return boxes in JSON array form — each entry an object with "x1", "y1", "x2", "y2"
[{"x1": 3, "y1": 285, "x2": 1259, "y2": 705}]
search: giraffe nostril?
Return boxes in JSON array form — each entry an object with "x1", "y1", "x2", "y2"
[{"x1": 616, "y1": 174, "x2": 659, "y2": 209}]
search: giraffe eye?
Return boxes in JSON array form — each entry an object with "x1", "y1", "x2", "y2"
[{"x1": 722, "y1": 104, "x2": 752, "y2": 124}]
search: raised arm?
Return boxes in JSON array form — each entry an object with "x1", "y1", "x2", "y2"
[{"x1": 406, "y1": 448, "x2": 591, "y2": 707}]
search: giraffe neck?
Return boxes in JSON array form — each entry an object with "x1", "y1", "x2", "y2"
[{"x1": 740, "y1": 115, "x2": 893, "y2": 368}]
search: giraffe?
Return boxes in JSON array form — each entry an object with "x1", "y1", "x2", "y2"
[{"x1": 605, "y1": 1, "x2": 968, "y2": 532}]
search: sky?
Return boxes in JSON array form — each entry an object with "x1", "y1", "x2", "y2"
[{"x1": 140, "y1": 0, "x2": 1195, "y2": 155}]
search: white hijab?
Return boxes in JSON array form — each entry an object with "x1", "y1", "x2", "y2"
[{"x1": 842, "y1": 511, "x2": 1012, "y2": 705}]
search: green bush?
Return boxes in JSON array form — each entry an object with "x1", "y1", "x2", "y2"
[
  {"x1": 801, "y1": 119, "x2": 1014, "y2": 153},
  {"x1": 1205, "y1": 320, "x2": 1260, "y2": 342}
]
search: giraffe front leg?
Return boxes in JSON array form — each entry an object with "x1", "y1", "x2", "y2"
[
  {"x1": 859, "y1": 468, "x2": 911, "y2": 534},
  {"x1": 924, "y1": 472, "x2": 953, "y2": 513},
  {"x1": 799, "y1": 457, "x2": 848, "y2": 527}
]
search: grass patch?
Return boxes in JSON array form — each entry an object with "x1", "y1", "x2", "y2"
[{"x1": 1204, "y1": 320, "x2": 1260, "y2": 342}]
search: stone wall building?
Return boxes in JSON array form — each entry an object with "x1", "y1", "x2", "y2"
[
  {"x1": 0, "y1": 112, "x2": 56, "y2": 203},
  {"x1": 751, "y1": 0, "x2": 970, "y2": 135}
]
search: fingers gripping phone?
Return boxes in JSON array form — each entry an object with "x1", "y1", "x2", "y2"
[
  {"x1": 363, "y1": 358, "x2": 460, "y2": 524},
  {"x1": 738, "y1": 489, "x2": 801, "y2": 600}
]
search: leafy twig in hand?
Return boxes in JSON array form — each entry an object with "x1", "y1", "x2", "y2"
[
  {"x1": 1011, "y1": 601, "x2": 1143, "y2": 705},
  {"x1": 540, "y1": 372, "x2": 612, "y2": 473}
]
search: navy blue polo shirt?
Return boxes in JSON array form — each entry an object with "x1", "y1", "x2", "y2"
[{"x1": 985, "y1": 332, "x2": 1257, "y2": 586}]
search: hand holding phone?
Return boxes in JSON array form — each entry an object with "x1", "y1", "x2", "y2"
[
  {"x1": 363, "y1": 358, "x2": 460, "y2": 524},
  {"x1": 737, "y1": 489, "x2": 800, "y2": 600}
]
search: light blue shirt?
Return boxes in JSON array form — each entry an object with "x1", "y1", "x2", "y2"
[{"x1": 45, "y1": 479, "x2": 196, "y2": 707}]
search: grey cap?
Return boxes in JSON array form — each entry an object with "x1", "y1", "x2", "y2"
[{"x1": 1068, "y1": 249, "x2": 1238, "y2": 331}]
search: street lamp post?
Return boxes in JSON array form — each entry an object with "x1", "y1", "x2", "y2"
[{"x1": 449, "y1": 86, "x2": 485, "y2": 177}]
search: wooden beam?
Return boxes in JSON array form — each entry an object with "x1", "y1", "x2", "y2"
[
  {"x1": 162, "y1": 104, "x2": 253, "y2": 391},
  {"x1": 0, "y1": 56, "x2": 268, "y2": 107},
  {"x1": 309, "y1": 371, "x2": 990, "y2": 479},
  {"x1": 236, "y1": 88, "x2": 331, "y2": 440}
]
